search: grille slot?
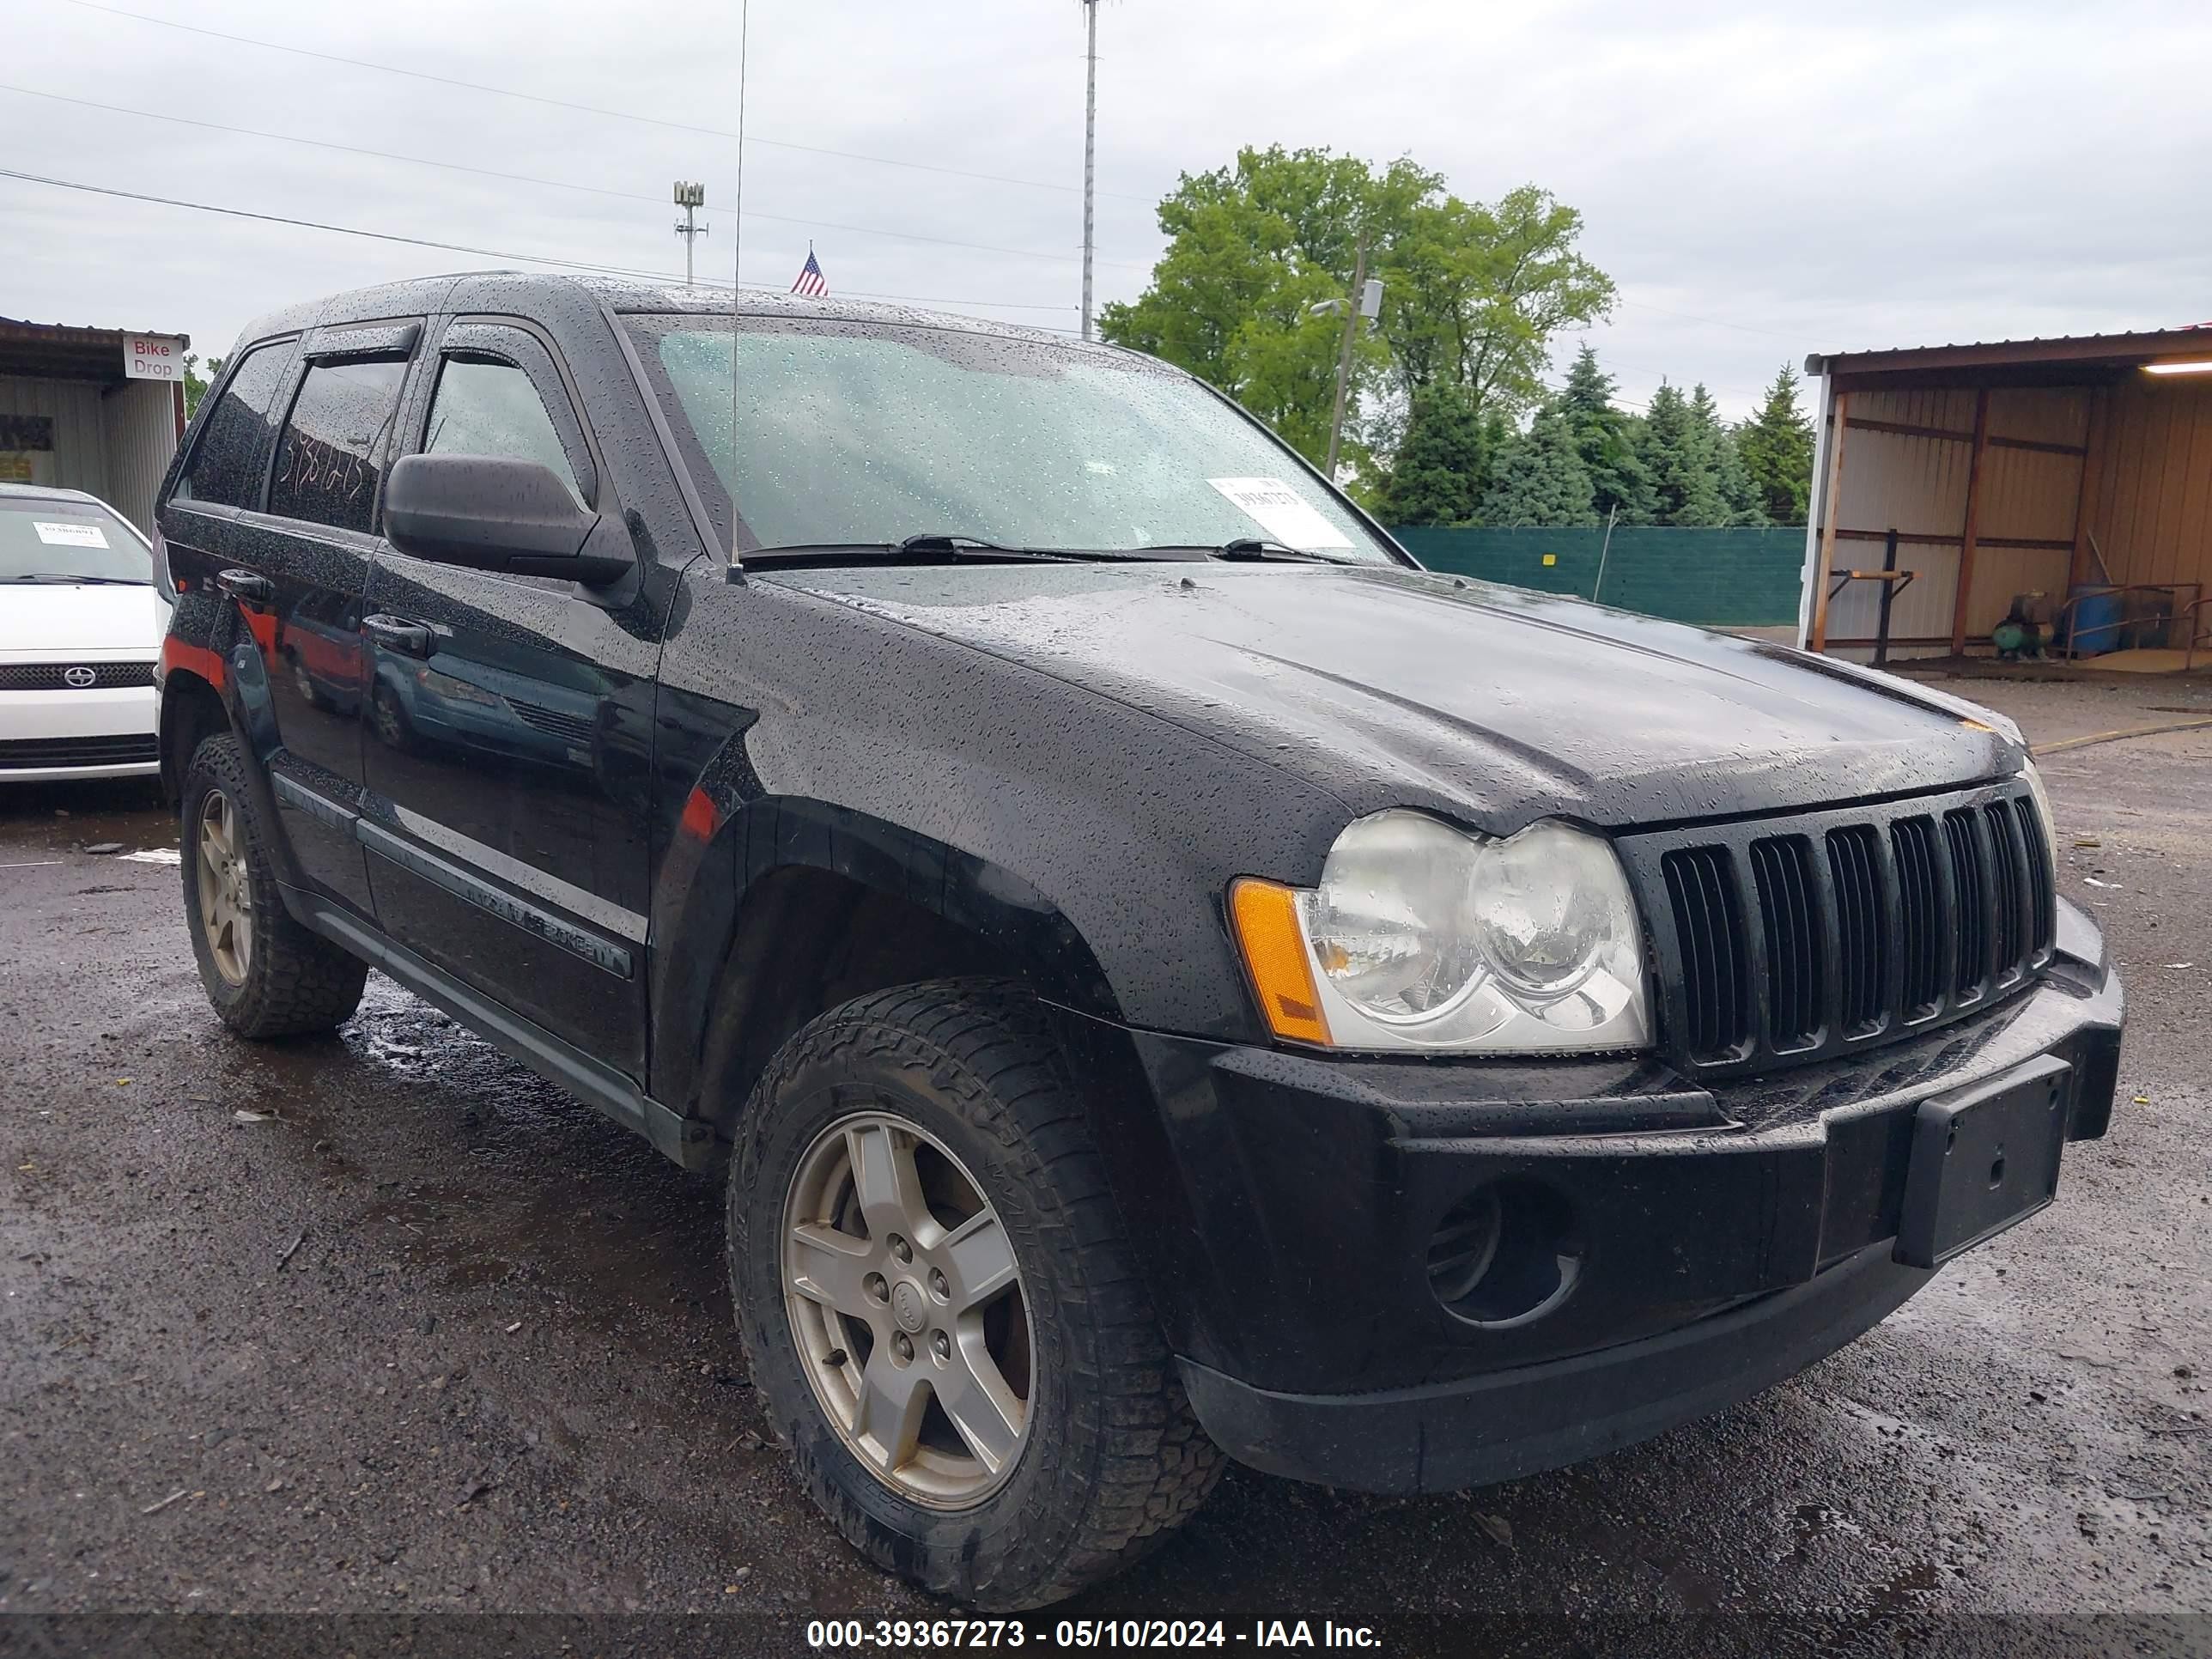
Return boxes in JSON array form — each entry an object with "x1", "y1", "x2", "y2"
[
  {"x1": 1661, "y1": 846, "x2": 1749, "y2": 1063},
  {"x1": 1945, "y1": 809, "x2": 1990, "y2": 1002},
  {"x1": 1985, "y1": 801, "x2": 2026, "y2": 985},
  {"x1": 1749, "y1": 836, "x2": 1820, "y2": 1050},
  {"x1": 2014, "y1": 797, "x2": 2055, "y2": 956},
  {"x1": 0, "y1": 733, "x2": 158, "y2": 769},
  {"x1": 1891, "y1": 816, "x2": 1944, "y2": 1018},
  {"x1": 1826, "y1": 824, "x2": 1888, "y2": 1037},
  {"x1": 0, "y1": 662, "x2": 157, "y2": 691}
]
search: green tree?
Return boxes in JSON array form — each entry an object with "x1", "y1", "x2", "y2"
[
  {"x1": 1377, "y1": 185, "x2": 1617, "y2": 416},
  {"x1": 1480, "y1": 404, "x2": 1599, "y2": 527},
  {"x1": 1638, "y1": 381, "x2": 1727, "y2": 526},
  {"x1": 182, "y1": 352, "x2": 222, "y2": 420},
  {"x1": 1736, "y1": 364, "x2": 1816, "y2": 524},
  {"x1": 1369, "y1": 382, "x2": 1498, "y2": 526},
  {"x1": 1689, "y1": 384, "x2": 1769, "y2": 527},
  {"x1": 1557, "y1": 343, "x2": 1651, "y2": 522},
  {"x1": 1101, "y1": 146, "x2": 1613, "y2": 468}
]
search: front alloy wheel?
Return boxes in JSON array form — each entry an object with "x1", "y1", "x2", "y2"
[
  {"x1": 784, "y1": 1113, "x2": 1031, "y2": 1506},
  {"x1": 730, "y1": 980, "x2": 1222, "y2": 1608}
]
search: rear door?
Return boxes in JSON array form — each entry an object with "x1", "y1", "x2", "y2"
[
  {"x1": 160, "y1": 332, "x2": 298, "y2": 650},
  {"x1": 359, "y1": 317, "x2": 657, "y2": 1075},
  {"x1": 220, "y1": 321, "x2": 422, "y2": 914}
]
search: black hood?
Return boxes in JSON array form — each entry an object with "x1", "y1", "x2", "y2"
[{"x1": 763, "y1": 561, "x2": 2021, "y2": 832}]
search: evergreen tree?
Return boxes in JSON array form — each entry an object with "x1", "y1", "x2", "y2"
[
  {"x1": 1638, "y1": 381, "x2": 1727, "y2": 526},
  {"x1": 1736, "y1": 364, "x2": 1817, "y2": 524},
  {"x1": 1369, "y1": 382, "x2": 1496, "y2": 526},
  {"x1": 1558, "y1": 341, "x2": 1613, "y2": 423},
  {"x1": 1479, "y1": 404, "x2": 1600, "y2": 527},
  {"x1": 1686, "y1": 385, "x2": 1766, "y2": 526},
  {"x1": 1715, "y1": 428, "x2": 1769, "y2": 526},
  {"x1": 1557, "y1": 343, "x2": 1653, "y2": 523}
]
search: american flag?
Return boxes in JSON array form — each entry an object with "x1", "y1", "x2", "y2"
[{"x1": 791, "y1": 246, "x2": 829, "y2": 298}]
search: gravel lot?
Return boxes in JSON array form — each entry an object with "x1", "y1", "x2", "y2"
[{"x1": 2, "y1": 674, "x2": 2206, "y2": 1657}]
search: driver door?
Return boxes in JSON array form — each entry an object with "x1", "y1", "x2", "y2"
[{"x1": 359, "y1": 318, "x2": 659, "y2": 1075}]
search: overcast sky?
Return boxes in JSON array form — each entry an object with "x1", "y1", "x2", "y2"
[{"x1": 5, "y1": 0, "x2": 2209, "y2": 419}]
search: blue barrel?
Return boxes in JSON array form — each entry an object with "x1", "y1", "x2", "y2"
[{"x1": 2066, "y1": 585, "x2": 2125, "y2": 656}]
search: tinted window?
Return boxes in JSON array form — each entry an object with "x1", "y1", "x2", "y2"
[
  {"x1": 425, "y1": 357, "x2": 584, "y2": 505},
  {"x1": 268, "y1": 359, "x2": 409, "y2": 533},
  {"x1": 178, "y1": 342, "x2": 291, "y2": 509}
]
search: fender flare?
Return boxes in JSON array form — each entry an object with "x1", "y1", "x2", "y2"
[
  {"x1": 157, "y1": 635, "x2": 309, "y2": 900},
  {"x1": 650, "y1": 789, "x2": 1122, "y2": 1122}
]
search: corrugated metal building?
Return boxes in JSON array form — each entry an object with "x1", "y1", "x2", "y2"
[
  {"x1": 1798, "y1": 328, "x2": 2212, "y2": 665},
  {"x1": 0, "y1": 317, "x2": 190, "y2": 535}
]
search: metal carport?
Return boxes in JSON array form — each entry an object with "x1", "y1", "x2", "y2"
[{"x1": 1800, "y1": 327, "x2": 2212, "y2": 666}]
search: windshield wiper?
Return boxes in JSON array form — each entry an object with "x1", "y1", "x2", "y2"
[
  {"x1": 741, "y1": 534, "x2": 1164, "y2": 568},
  {"x1": 2, "y1": 573, "x2": 148, "y2": 585},
  {"x1": 1130, "y1": 538, "x2": 1358, "y2": 566}
]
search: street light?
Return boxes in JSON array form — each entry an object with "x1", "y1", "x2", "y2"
[
  {"x1": 1078, "y1": 0, "x2": 1101, "y2": 340},
  {"x1": 1312, "y1": 244, "x2": 1384, "y2": 478}
]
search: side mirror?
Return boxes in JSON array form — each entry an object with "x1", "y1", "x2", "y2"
[{"x1": 384, "y1": 453, "x2": 634, "y2": 585}]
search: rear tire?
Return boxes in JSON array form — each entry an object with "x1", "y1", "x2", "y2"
[
  {"x1": 180, "y1": 732, "x2": 368, "y2": 1039},
  {"x1": 728, "y1": 979, "x2": 1221, "y2": 1609}
]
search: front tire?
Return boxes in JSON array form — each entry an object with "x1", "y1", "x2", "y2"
[
  {"x1": 180, "y1": 732, "x2": 368, "y2": 1039},
  {"x1": 729, "y1": 980, "x2": 1221, "y2": 1609}
]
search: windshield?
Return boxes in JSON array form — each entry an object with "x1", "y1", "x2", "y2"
[
  {"x1": 0, "y1": 497, "x2": 151, "y2": 584},
  {"x1": 623, "y1": 314, "x2": 1401, "y2": 563}
]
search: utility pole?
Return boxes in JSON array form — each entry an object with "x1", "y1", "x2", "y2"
[
  {"x1": 1079, "y1": 0, "x2": 1099, "y2": 340},
  {"x1": 1324, "y1": 228, "x2": 1370, "y2": 479},
  {"x1": 672, "y1": 180, "x2": 708, "y2": 287}
]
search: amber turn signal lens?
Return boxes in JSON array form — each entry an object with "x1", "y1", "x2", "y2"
[{"x1": 1229, "y1": 878, "x2": 1331, "y2": 1047}]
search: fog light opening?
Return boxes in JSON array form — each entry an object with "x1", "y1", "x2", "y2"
[{"x1": 1427, "y1": 1181, "x2": 1583, "y2": 1328}]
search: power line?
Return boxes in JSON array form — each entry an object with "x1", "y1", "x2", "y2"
[
  {"x1": 0, "y1": 167, "x2": 1081, "y2": 319},
  {"x1": 1614, "y1": 295, "x2": 1807, "y2": 342},
  {"x1": 0, "y1": 83, "x2": 1156, "y2": 270},
  {"x1": 58, "y1": 0, "x2": 1157, "y2": 204},
  {"x1": 48, "y1": 3, "x2": 1827, "y2": 356}
]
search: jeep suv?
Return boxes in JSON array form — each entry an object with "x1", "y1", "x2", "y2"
[{"x1": 153, "y1": 274, "x2": 2124, "y2": 1610}]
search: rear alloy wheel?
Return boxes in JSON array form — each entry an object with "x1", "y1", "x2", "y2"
[
  {"x1": 194, "y1": 787, "x2": 253, "y2": 986},
  {"x1": 783, "y1": 1111, "x2": 1032, "y2": 1507},
  {"x1": 180, "y1": 732, "x2": 368, "y2": 1039},
  {"x1": 730, "y1": 980, "x2": 1222, "y2": 1609}
]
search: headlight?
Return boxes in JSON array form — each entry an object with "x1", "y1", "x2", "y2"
[
  {"x1": 2021, "y1": 758, "x2": 2057, "y2": 863},
  {"x1": 1230, "y1": 811, "x2": 1650, "y2": 1054}
]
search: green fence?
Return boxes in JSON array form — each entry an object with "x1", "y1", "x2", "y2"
[{"x1": 1389, "y1": 526, "x2": 1808, "y2": 628}]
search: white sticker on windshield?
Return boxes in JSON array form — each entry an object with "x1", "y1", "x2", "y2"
[
  {"x1": 1205, "y1": 477, "x2": 1354, "y2": 550},
  {"x1": 33, "y1": 520, "x2": 108, "y2": 549}
]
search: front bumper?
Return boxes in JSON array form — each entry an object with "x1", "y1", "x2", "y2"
[
  {"x1": 0, "y1": 684, "x2": 160, "y2": 779},
  {"x1": 1094, "y1": 905, "x2": 2122, "y2": 1493}
]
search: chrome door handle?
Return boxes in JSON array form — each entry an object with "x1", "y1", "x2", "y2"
[{"x1": 215, "y1": 568, "x2": 273, "y2": 605}]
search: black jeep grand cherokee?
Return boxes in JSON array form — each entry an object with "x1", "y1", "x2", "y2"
[{"x1": 153, "y1": 273, "x2": 2123, "y2": 1609}]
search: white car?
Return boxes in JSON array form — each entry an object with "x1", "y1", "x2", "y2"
[{"x1": 1, "y1": 483, "x2": 170, "y2": 781}]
